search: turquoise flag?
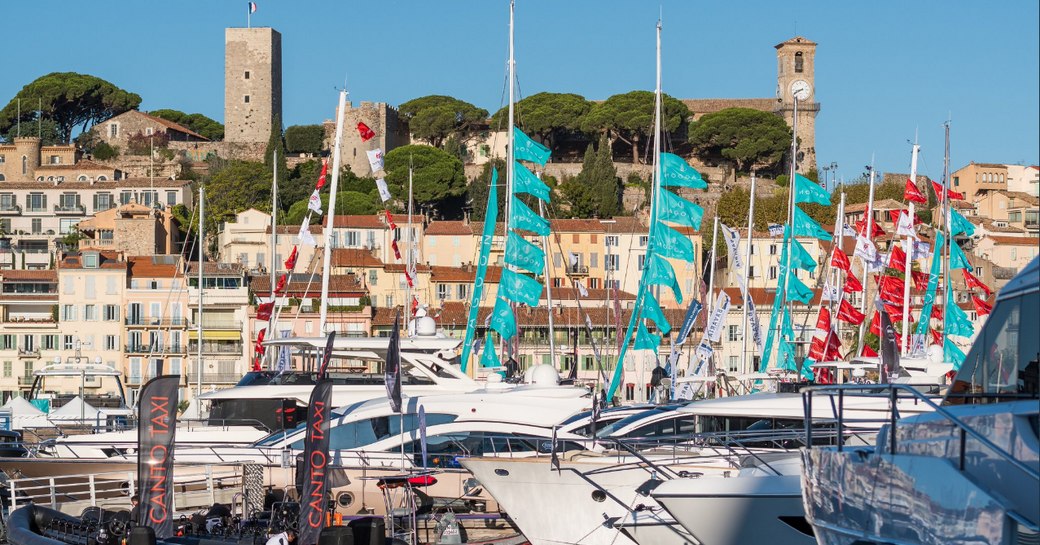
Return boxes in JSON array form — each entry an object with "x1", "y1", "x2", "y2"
[
  {"x1": 511, "y1": 196, "x2": 550, "y2": 236},
  {"x1": 504, "y1": 231, "x2": 545, "y2": 275},
  {"x1": 514, "y1": 161, "x2": 551, "y2": 201},
  {"x1": 652, "y1": 223, "x2": 695, "y2": 262},
  {"x1": 645, "y1": 254, "x2": 683, "y2": 304},
  {"x1": 659, "y1": 188, "x2": 704, "y2": 230},
  {"x1": 760, "y1": 230, "x2": 790, "y2": 371},
  {"x1": 606, "y1": 286, "x2": 641, "y2": 401},
  {"x1": 777, "y1": 311, "x2": 798, "y2": 371},
  {"x1": 460, "y1": 170, "x2": 499, "y2": 372},
  {"x1": 499, "y1": 268, "x2": 542, "y2": 307},
  {"x1": 513, "y1": 127, "x2": 551, "y2": 166},
  {"x1": 489, "y1": 296, "x2": 516, "y2": 340},
  {"x1": 788, "y1": 236, "x2": 817, "y2": 272},
  {"x1": 949, "y1": 208, "x2": 975, "y2": 237},
  {"x1": 786, "y1": 270, "x2": 814, "y2": 304},
  {"x1": 915, "y1": 233, "x2": 944, "y2": 343},
  {"x1": 793, "y1": 173, "x2": 831, "y2": 205},
  {"x1": 660, "y1": 153, "x2": 707, "y2": 189},
  {"x1": 634, "y1": 320, "x2": 662, "y2": 350},
  {"x1": 479, "y1": 336, "x2": 501, "y2": 368},
  {"x1": 944, "y1": 338, "x2": 967, "y2": 370},
  {"x1": 950, "y1": 239, "x2": 971, "y2": 270},
  {"x1": 641, "y1": 291, "x2": 671, "y2": 334},
  {"x1": 945, "y1": 292, "x2": 975, "y2": 338},
  {"x1": 792, "y1": 206, "x2": 833, "y2": 241}
]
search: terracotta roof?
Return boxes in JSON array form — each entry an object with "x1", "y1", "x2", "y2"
[
  {"x1": 721, "y1": 286, "x2": 823, "y2": 307},
  {"x1": 59, "y1": 251, "x2": 126, "y2": 270},
  {"x1": 775, "y1": 36, "x2": 817, "y2": 48},
  {"x1": 372, "y1": 304, "x2": 688, "y2": 329},
  {"x1": 333, "y1": 215, "x2": 386, "y2": 229},
  {"x1": 983, "y1": 236, "x2": 1040, "y2": 246},
  {"x1": 425, "y1": 221, "x2": 476, "y2": 236},
  {"x1": 1003, "y1": 192, "x2": 1040, "y2": 206},
  {"x1": 550, "y1": 217, "x2": 646, "y2": 233},
  {"x1": 429, "y1": 265, "x2": 500, "y2": 282},
  {"x1": 383, "y1": 263, "x2": 432, "y2": 274},
  {"x1": 0, "y1": 178, "x2": 191, "y2": 190},
  {"x1": 0, "y1": 270, "x2": 57, "y2": 282},
  {"x1": 33, "y1": 160, "x2": 113, "y2": 172},
  {"x1": 140, "y1": 111, "x2": 209, "y2": 141},
  {"x1": 251, "y1": 273, "x2": 366, "y2": 296},
  {"x1": 330, "y1": 248, "x2": 383, "y2": 268},
  {"x1": 185, "y1": 261, "x2": 244, "y2": 275},
  {"x1": 967, "y1": 216, "x2": 1027, "y2": 234},
  {"x1": 126, "y1": 256, "x2": 180, "y2": 278}
]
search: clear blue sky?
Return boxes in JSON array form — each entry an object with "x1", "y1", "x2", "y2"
[{"x1": 4, "y1": 0, "x2": 1037, "y2": 183}]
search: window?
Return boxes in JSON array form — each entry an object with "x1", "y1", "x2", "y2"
[
  {"x1": 0, "y1": 336, "x2": 14, "y2": 350},
  {"x1": 794, "y1": 51, "x2": 804, "y2": 73},
  {"x1": 145, "y1": 127, "x2": 154, "y2": 136},
  {"x1": 129, "y1": 358, "x2": 142, "y2": 383},
  {"x1": 83, "y1": 253, "x2": 98, "y2": 268},
  {"x1": 436, "y1": 284, "x2": 449, "y2": 300},
  {"x1": 166, "y1": 191, "x2": 177, "y2": 206},
  {"x1": 728, "y1": 325, "x2": 740, "y2": 342},
  {"x1": 59, "y1": 218, "x2": 78, "y2": 235},
  {"x1": 769, "y1": 244, "x2": 778, "y2": 255},
  {"x1": 605, "y1": 254, "x2": 619, "y2": 271},
  {"x1": 2, "y1": 362, "x2": 9, "y2": 378},
  {"x1": 590, "y1": 253, "x2": 599, "y2": 268},
  {"x1": 457, "y1": 284, "x2": 468, "y2": 300},
  {"x1": 84, "y1": 304, "x2": 97, "y2": 321},
  {"x1": 0, "y1": 155, "x2": 4, "y2": 164},
  {"x1": 110, "y1": 124, "x2": 118, "y2": 138},
  {"x1": 728, "y1": 356, "x2": 739, "y2": 373},
  {"x1": 639, "y1": 236, "x2": 649, "y2": 247},
  {"x1": 61, "y1": 305, "x2": 77, "y2": 321},
  {"x1": 42, "y1": 335, "x2": 57, "y2": 350},
  {"x1": 368, "y1": 269, "x2": 378, "y2": 285},
  {"x1": 244, "y1": 71, "x2": 250, "y2": 79},
  {"x1": 120, "y1": 191, "x2": 132, "y2": 205},
  {"x1": 31, "y1": 218, "x2": 42, "y2": 234},
  {"x1": 345, "y1": 231, "x2": 360, "y2": 247},
  {"x1": 27, "y1": 193, "x2": 46, "y2": 212},
  {"x1": 244, "y1": 95, "x2": 250, "y2": 103},
  {"x1": 638, "y1": 255, "x2": 646, "y2": 270},
  {"x1": 63, "y1": 335, "x2": 75, "y2": 350},
  {"x1": 605, "y1": 235, "x2": 619, "y2": 247},
  {"x1": 22, "y1": 156, "x2": 27, "y2": 175},
  {"x1": 749, "y1": 265, "x2": 756, "y2": 278},
  {"x1": 93, "y1": 193, "x2": 114, "y2": 212},
  {"x1": 768, "y1": 266, "x2": 778, "y2": 280},
  {"x1": 22, "y1": 335, "x2": 35, "y2": 352}
]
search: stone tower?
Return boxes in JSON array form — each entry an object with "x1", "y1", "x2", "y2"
[
  {"x1": 224, "y1": 27, "x2": 282, "y2": 143},
  {"x1": 775, "y1": 36, "x2": 818, "y2": 172}
]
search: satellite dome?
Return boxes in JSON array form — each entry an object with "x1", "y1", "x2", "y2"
[
  {"x1": 414, "y1": 316, "x2": 437, "y2": 336},
  {"x1": 527, "y1": 363, "x2": 561, "y2": 386},
  {"x1": 927, "y1": 344, "x2": 944, "y2": 363}
]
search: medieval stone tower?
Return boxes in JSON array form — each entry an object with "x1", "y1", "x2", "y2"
[
  {"x1": 224, "y1": 27, "x2": 282, "y2": 144},
  {"x1": 775, "y1": 36, "x2": 818, "y2": 172}
]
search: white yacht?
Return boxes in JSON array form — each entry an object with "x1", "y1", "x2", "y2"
[{"x1": 800, "y1": 257, "x2": 1040, "y2": 545}]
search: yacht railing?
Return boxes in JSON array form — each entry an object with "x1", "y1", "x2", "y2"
[{"x1": 802, "y1": 383, "x2": 1040, "y2": 481}]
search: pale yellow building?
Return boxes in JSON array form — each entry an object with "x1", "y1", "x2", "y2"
[{"x1": 951, "y1": 162, "x2": 1008, "y2": 202}]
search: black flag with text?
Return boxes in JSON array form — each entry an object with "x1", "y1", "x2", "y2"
[
  {"x1": 297, "y1": 378, "x2": 333, "y2": 545},
  {"x1": 136, "y1": 376, "x2": 180, "y2": 539},
  {"x1": 385, "y1": 311, "x2": 403, "y2": 413}
]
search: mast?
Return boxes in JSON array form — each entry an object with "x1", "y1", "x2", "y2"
[
  {"x1": 779, "y1": 97, "x2": 799, "y2": 367},
  {"x1": 319, "y1": 90, "x2": 348, "y2": 334},
  {"x1": 941, "y1": 121, "x2": 951, "y2": 354},
  {"x1": 647, "y1": 17, "x2": 663, "y2": 398},
  {"x1": 196, "y1": 186, "x2": 204, "y2": 402},
  {"x1": 856, "y1": 157, "x2": 877, "y2": 355},
  {"x1": 406, "y1": 160, "x2": 414, "y2": 331},
  {"x1": 505, "y1": 0, "x2": 515, "y2": 232},
  {"x1": 740, "y1": 173, "x2": 756, "y2": 374},
  {"x1": 539, "y1": 198, "x2": 557, "y2": 365},
  {"x1": 706, "y1": 216, "x2": 719, "y2": 316},
  {"x1": 267, "y1": 149, "x2": 278, "y2": 366},
  {"x1": 901, "y1": 139, "x2": 919, "y2": 355},
  {"x1": 830, "y1": 191, "x2": 846, "y2": 345}
]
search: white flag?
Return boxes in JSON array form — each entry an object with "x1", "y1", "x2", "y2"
[
  {"x1": 705, "y1": 291, "x2": 731, "y2": 343},
  {"x1": 736, "y1": 273, "x2": 748, "y2": 296},
  {"x1": 376, "y1": 178, "x2": 392, "y2": 203},
  {"x1": 574, "y1": 281, "x2": 588, "y2": 298},
  {"x1": 366, "y1": 148, "x2": 384, "y2": 174},
  {"x1": 298, "y1": 215, "x2": 316, "y2": 247},
  {"x1": 842, "y1": 223, "x2": 858, "y2": 237},
  {"x1": 767, "y1": 224, "x2": 784, "y2": 237},
  {"x1": 747, "y1": 297, "x2": 764, "y2": 353},
  {"x1": 695, "y1": 340, "x2": 714, "y2": 362},
  {"x1": 720, "y1": 223, "x2": 743, "y2": 272},
  {"x1": 895, "y1": 211, "x2": 917, "y2": 239},
  {"x1": 307, "y1": 189, "x2": 323, "y2": 214},
  {"x1": 820, "y1": 281, "x2": 841, "y2": 301},
  {"x1": 854, "y1": 234, "x2": 877, "y2": 263},
  {"x1": 276, "y1": 330, "x2": 291, "y2": 372},
  {"x1": 912, "y1": 240, "x2": 931, "y2": 261}
]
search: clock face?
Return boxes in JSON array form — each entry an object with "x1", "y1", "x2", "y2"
[{"x1": 790, "y1": 79, "x2": 812, "y2": 101}]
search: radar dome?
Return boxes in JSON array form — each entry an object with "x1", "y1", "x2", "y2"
[
  {"x1": 414, "y1": 316, "x2": 437, "y2": 336},
  {"x1": 527, "y1": 363, "x2": 560, "y2": 386},
  {"x1": 927, "y1": 344, "x2": 944, "y2": 363}
]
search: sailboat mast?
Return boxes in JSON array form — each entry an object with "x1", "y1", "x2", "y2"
[
  {"x1": 505, "y1": 0, "x2": 515, "y2": 233},
  {"x1": 406, "y1": 161, "x2": 414, "y2": 330},
  {"x1": 856, "y1": 157, "x2": 877, "y2": 355},
  {"x1": 539, "y1": 198, "x2": 557, "y2": 364},
  {"x1": 941, "y1": 121, "x2": 951, "y2": 353},
  {"x1": 267, "y1": 149, "x2": 278, "y2": 367},
  {"x1": 779, "y1": 97, "x2": 799, "y2": 367},
  {"x1": 651, "y1": 19, "x2": 663, "y2": 227},
  {"x1": 740, "y1": 174, "x2": 756, "y2": 374},
  {"x1": 319, "y1": 90, "x2": 348, "y2": 334},
  {"x1": 196, "y1": 186, "x2": 204, "y2": 402},
  {"x1": 902, "y1": 140, "x2": 919, "y2": 355},
  {"x1": 706, "y1": 216, "x2": 719, "y2": 316},
  {"x1": 830, "y1": 191, "x2": 846, "y2": 345}
]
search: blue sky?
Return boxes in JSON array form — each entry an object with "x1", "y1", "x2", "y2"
[{"x1": 4, "y1": 1, "x2": 1037, "y2": 182}]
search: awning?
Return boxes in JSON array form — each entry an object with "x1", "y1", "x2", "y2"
[{"x1": 187, "y1": 330, "x2": 241, "y2": 340}]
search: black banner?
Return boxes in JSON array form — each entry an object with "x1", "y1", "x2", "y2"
[
  {"x1": 297, "y1": 378, "x2": 333, "y2": 545},
  {"x1": 136, "y1": 376, "x2": 179, "y2": 539},
  {"x1": 385, "y1": 311, "x2": 402, "y2": 413},
  {"x1": 878, "y1": 302, "x2": 900, "y2": 383},
  {"x1": 318, "y1": 330, "x2": 336, "y2": 379}
]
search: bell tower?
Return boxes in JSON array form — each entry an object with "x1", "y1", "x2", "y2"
[{"x1": 775, "y1": 36, "x2": 818, "y2": 172}]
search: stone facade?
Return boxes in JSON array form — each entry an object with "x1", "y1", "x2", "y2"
[
  {"x1": 322, "y1": 101, "x2": 409, "y2": 177},
  {"x1": 225, "y1": 27, "x2": 282, "y2": 144},
  {"x1": 93, "y1": 110, "x2": 209, "y2": 152},
  {"x1": 775, "y1": 37, "x2": 819, "y2": 173},
  {"x1": 0, "y1": 138, "x2": 87, "y2": 183}
]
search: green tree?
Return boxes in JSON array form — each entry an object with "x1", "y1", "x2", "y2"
[
  {"x1": 264, "y1": 116, "x2": 288, "y2": 184},
  {"x1": 281, "y1": 161, "x2": 376, "y2": 217},
  {"x1": 688, "y1": 108, "x2": 791, "y2": 174},
  {"x1": 91, "y1": 141, "x2": 119, "y2": 160},
  {"x1": 384, "y1": 145, "x2": 467, "y2": 219},
  {"x1": 559, "y1": 134, "x2": 621, "y2": 218},
  {"x1": 204, "y1": 160, "x2": 272, "y2": 232},
  {"x1": 282, "y1": 191, "x2": 380, "y2": 225},
  {"x1": 398, "y1": 95, "x2": 489, "y2": 148},
  {"x1": 148, "y1": 109, "x2": 224, "y2": 140},
  {"x1": 1, "y1": 116, "x2": 62, "y2": 145},
  {"x1": 284, "y1": 124, "x2": 325, "y2": 154},
  {"x1": 580, "y1": 90, "x2": 689, "y2": 163},
  {"x1": 467, "y1": 159, "x2": 506, "y2": 221},
  {"x1": 0, "y1": 72, "x2": 141, "y2": 143},
  {"x1": 490, "y1": 92, "x2": 592, "y2": 153}
]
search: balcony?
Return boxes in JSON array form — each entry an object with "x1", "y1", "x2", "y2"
[
  {"x1": 196, "y1": 320, "x2": 242, "y2": 331},
  {"x1": 2, "y1": 318, "x2": 57, "y2": 329},
  {"x1": 566, "y1": 264, "x2": 589, "y2": 277},
  {"x1": 0, "y1": 204, "x2": 21, "y2": 215},
  {"x1": 125, "y1": 317, "x2": 190, "y2": 327},
  {"x1": 125, "y1": 344, "x2": 153, "y2": 354},
  {"x1": 54, "y1": 204, "x2": 86, "y2": 215},
  {"x1": 187, "y1": 342, "x2": 244, "y2": 355},
  {"x1": 17, "y1": 348, "x2": 40, "y2": 358},
  {"x1": 184, "y1": 373, "x2": 242, "y2": 385},
  {"x1": 17, "y1": 376, "x2": 35, "y2": 388},
  {"x1": 188, "y1": 287, "x2": 249, "y2": 306},
  {"x1": 125, "y1": 344, "x2": 187, "y2": 354}
]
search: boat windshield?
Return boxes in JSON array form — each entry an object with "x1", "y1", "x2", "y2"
[
  {"x1": 256, "y1": 412, "x2": 459, "y2": 449},
  {"x1": 594, "y1": 408, "x2": 671, "y2": 438},
  {"x1": 946, "y1": 288, "x2": 1039, "y2": 404}
]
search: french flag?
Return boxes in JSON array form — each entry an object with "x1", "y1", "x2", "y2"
[{"x1": 248, "y1": 2, "x2": 257, "y2": 13}]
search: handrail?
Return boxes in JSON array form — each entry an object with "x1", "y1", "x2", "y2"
[{"x1": 802, "y1": 383, "x2": 1040, "y2": 483}]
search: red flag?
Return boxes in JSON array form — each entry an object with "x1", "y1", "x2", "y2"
[
  {"x1": 971, "y1": 295, "x2": 993, "y2": 316},
  {"x1": 808, "y1": 307, "x2": 832, "y2": 361},
  {"x1": 837, "y1": 299, "x2": 865, "y2": 325},
  {"x1": 861, "y1": 344, "x2": 878, "y2": 357},
  {"x1": 931, "y1": 305, "x2": 943, "y2": 320},
  {"x1": 411, "y1": 296, "x2": 419, "y2": 316},
  {"x1": 284, "y1": 246, "x2": 299, "y2": 271},
  {"x1": 254, "y1": 328, "x2": 266, "y2": 355},
  {"x1": 930, "y1": 329, "x2": 943, "y2": 346},
  {"x1": 879, "y1": 275, "x2": 905, "y2": 304},
  {"x1": 825, "y1": 329, "x2": 843, "y2": 361},
  {"x1": 357, "y1": 122, "x2": 376, "y2": 142},
  {"x1": 856, "y1": 218, "x2": 886, "y2": 238},
  {"x1": 314, "y1": 159, "x2": 329, "y2": 190},
  {"x1": 962, "y1": 269, "x2": 992, "y2": 297},
  {"x1": 911, "y1": 270, "x2": 930, "y2": 291},
  {"x1": 888, "y1": 245, "x2": 908, "y2": 273},
  {"x1": 391, "y1": 239, "x2": 402, "y2": 260},
  {"x1": 843, "y1": 274, "x2": 863, "y2": 293},
  {"x1": 882, "y1": 301, "x2": 911, "y2": 323},
  {"x1": 385, "y1": 210, "x2": 397, "y2": 231},
  {"x1": 252, "y1": 355, "x2": 262, "y2": 371},
  {"x1": 930, "y1": 179, "x2": 964, "y2": 201},
  {"x1": 869, "y1": 311, "x2": 881, "y2": 336},
  {"x1": 274, "y1": 274, "x2": 287, "y2": 294},
  {"x1": 404, "y1": 271, "x2": 414, "y2": 288},
  {"x1": 904, "y1": 178, "x2": 928, "y2": 204},
  {"x1": 831, "y1": 248, "x2": 851, "y2": 272},
  {"x1": 256, "y1": 302, "x2": 274, "y2": 321}
]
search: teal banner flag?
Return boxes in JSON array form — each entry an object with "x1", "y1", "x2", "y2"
[
  {"x1": 499, "y1": 268, "x2": 542, "y2": 307},
  {"x1": 480, "y1": 336, "x2": 501, "y2": 368},
  {"x1": 658, "y1": 189, "x2": 704, "y2": 230},
  {"x1": 510, "y1": 196, "x2": 550, "y2": 236},
  {"x1": 660, "y1": 153, "x2": 707, "y2": 189},
  {"x1": 489, "y1": 296, "x2": 517, "y2": 340},
  {"x1": 513, "y1": 127, "x2": 551, "y2": 166},
  {"x1": 645, "y1": 254, "x2": 683, "y2": 304},
  {"x1": 944, "y1": 337, "x2": 967, "y2": 370},
  {"x1": 514, "y1": 161, "x2": 551, "y2": 201},
  {"x1": 945, "y1": 291, "x2": 975, "y2": 338},
  {"x1": 634, "y1": 319, "x2": 662, "y2": 350},
  {"x1": 793, "y1": 173, "x2": 831, "y2": 205},
  {"x1": 760, "y1": 229, "x2": 790, "y2": 371},
  {"x1": 786, "y1": 270, "x2": 815, "y2": 304},
  {"x1": 460, "y1": 170, "x2": 499, "y2": 372},
  {"x1": 950, "y1": 239, "x2": 971, "y2": 270},
  {"x1": 606, "y1": 285, "x2": 641, "y2": 401},
  {"x1": 505, "y1": 231, "x2": 545, "y2": 275},
  {"x1": 788, "y1": 237, "x2": 817, "y2": 272},
  {"x1": 949, "y1": 208, "x2": 975, "y2": 237},
  {"x1": 652, "y1": 222, "x2": 695, "y2": 262},
  {"x1": 792, "y1": 206, "x2": 833, "y2": 241},
  {"x1": 641, "y1": 291, "x2": 671, "y2": 334},
  {"x1": 914, "y1": 232, "x2": 944, "y2": 343},
  {"x1": 778, "y1": 310, "x2": 797, "y2": 371}
]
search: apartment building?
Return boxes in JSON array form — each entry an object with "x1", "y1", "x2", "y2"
[
  {"x1": 0, "y1": 270, "x2": 59, "y2": 401},
  {"x1": 186, "y1": 262, "x2": 249, "y2": 397},
  {"x1": 123, "y1": 256, "x2": 190, "y2": 395}
]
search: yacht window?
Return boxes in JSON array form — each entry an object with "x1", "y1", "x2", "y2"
[
  {"x1": 288, "y1": 413, "x2": 457, "y2": 450},
  {"x1": 594, "y1": 408, "x2": 675, "y2": 438}
]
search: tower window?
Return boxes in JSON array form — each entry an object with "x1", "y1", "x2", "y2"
[
  {"x1": 795, "y1": 52, "x2": 804, "y2": 73},
  {"x1": 244, "y1": 71, "x2": 250, "y2": 79},
  {"x1": 244, "y1": 95, "x2": 250, "y2": 103}
]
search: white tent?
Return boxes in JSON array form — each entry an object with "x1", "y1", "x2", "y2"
[
  {"x1": 48, "y1": 396, "x2": 104, "y2": 422},
  {"x1": 2, "y1": 396, "x2": 44, "y2": 416}
]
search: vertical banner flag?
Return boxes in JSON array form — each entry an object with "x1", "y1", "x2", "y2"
[
  {"x1": 747, "y1": 297, "x2": 764, "y2": 353},
  {"x1": 136, "y1": 376, "x2": 180, "y2": 539},
  {"x1": 307, "y1": 189, "x2": 323, "y2": 214},
  {"x1": 366, "y1": 149, "x2": 384, "y2": 174},
  {"x1": 720, "y1": 223, "x2": 743, "y2": 272},
  {"x1": 878, "y1": 301, "x2": 901, "y2": 382},
  {"x1": 298, "y1": 215, "x2": 316, "y2": 246},
  {"x1": 418, "y1": 405, "x2": 428, "y2": 469},
  {"x1": 385, "y1": 311, "x2": 403, "y2": 412},
  {"x1": 297, "y1": 378, "x2": 333, "y2": 545},
  {"x1": 705, "y1": 291, "x2": 731, "y2": 343},
  {"x1": 276, "y1": 330, "x2": 292, "y2": 372},
  {"x1": 318, "y1": 330, "x2": 336, "y2": 378},
  {"x1": 460, "y1": 172, "x2": 497, "y2": 372},
  {"x1": 376, "y1": 178, "x2": 392, "y2": 203}
]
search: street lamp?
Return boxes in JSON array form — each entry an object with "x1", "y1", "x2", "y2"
[{"x1": 821, "y1": 162, "x2": 838, "y2": 192}]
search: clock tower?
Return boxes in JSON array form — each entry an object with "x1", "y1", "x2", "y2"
[{"x1": 775, "y1": 36, "x2": 818, "y2": 173}]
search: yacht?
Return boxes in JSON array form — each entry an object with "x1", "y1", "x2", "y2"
[{"x1": 800, "y1": 257, "x2": 1039, "y2": 545}]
